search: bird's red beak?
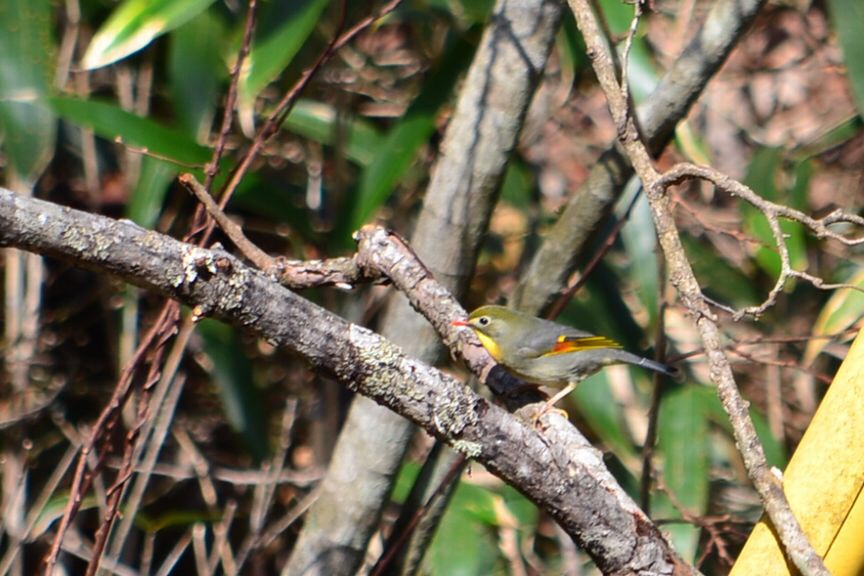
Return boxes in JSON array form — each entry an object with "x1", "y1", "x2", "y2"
[{"x1": 451, "y1": 319, "x2": 469, "y2": 327}]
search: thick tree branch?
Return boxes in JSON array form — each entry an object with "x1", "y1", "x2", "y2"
[
  {"x1": 285, "y1": 1, "x2": 566, "y2": 573},
  {"x1": 0, "y1": 188, "x2": 692, "y2": 575}
]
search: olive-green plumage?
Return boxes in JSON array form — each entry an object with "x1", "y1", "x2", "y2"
[{"x1": 453, "y1": 305, "x2": 677, "y2": 390}]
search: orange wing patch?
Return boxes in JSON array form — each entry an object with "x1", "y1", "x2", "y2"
[{"x1": 544, "y1": 335, "x2": 622, "y2": 356}]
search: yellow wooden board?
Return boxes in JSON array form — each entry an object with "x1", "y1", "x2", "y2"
[{"x1": 731, "y1": 328, "x2": 864, "y2": 575}]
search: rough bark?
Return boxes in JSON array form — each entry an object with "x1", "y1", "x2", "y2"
[
  {"x1": 0, "y1": 188, "x2": 694, "y2": 576},
  {"x1": 284, "y1": 1, "x2": 564, "y2": 574}
]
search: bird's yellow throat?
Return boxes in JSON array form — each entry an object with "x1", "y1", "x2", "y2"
[{"x1": 474, "y1": 331, "x2": 503, "y2": 361}]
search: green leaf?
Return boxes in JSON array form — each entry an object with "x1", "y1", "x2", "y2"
[
  {"x1": 51, "y1": 96, "x2": 212, "y2": 166},
  {"x1": 169, "y1": 9, "x2": 227, "y2": 138},
  {"x1": 350, "y1": 31, "x2": 477, "y2": 231},
  {"x1": 197, "y1": 319, "x2": 269, "y2": 461},
  {"x1": 283, "y1": 99, "x2": 383, "y2": 166},
  {"x1": 230, "y1": 172, "x2": 314, "y2": 238},
  {"x1": 134, "y1": 509, "x2": 222, "y2": 532},
  {"x1": 804, "y1": 269, "x2": 864, "y2": 365},
  {"x1": 82, "y1": 0, "x2": 218, "y2": 70},
  {"x1": 795, "y1": 115, "x2": 863, "y2": 159},
  {"x1": 682, "y1": 235, "x2": 758, "y2": 307},
  {"x1": 426, "y1": 481, "x2": 500, "y2": 575},
  {"x1": 701, "y1": 386, "x2": 786, "y2": 469},
  {"x1": 828, "y1": 0, "x2": 864, "y2": 116},
  {"x1": 500, "y1": 484, "x2": 538, "y2": 529},
  {"x1": 742, "y1": 148, "x2": 808, "y2": 278},
  {"x1": 598, "y1": 0, "x2": 657, "y2": 101},
  {"x1": 572, "y1": 373, "x2": 636, "y2": 460},
  {"x1": 557, "y1": 12, "x2": 587, "y2": 91},
  {"x1": 0, "y1": 0, "x2": 56, "y2": 182},
  {"x1": 656, "y1": 385, "x2": 710, "y2": 561},
  {"x1": 33, "y1": 494, "x2": 99, "y2": 538},
  {"x1": 619, "y1": 189, "x2": 659, "y2": 324},
  {"x1": 128, "y1": 156, "x2": 177, "y2": 227},
  {"x1": 499, "y1": 158, "x2": 535, "y2": 209},
  {"x1": 237, "y1": 0, "x2": 329, "y2": 127}
]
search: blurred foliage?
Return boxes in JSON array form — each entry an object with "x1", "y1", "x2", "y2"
[
  {"x1": 0, "y1": 0, "x2": 861, "y2": 574},
  {"x1": 0, "y1": 0, "x2": 56, "y2": 184}
]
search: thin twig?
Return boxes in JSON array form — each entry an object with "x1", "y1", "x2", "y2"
[
  {"x1": 565, "y1": 0, "x2": 830, "y2": 572},
  {"x1": 43, "y1": 304, "x2": 177, "y2": 574},
  {"x1": 204, "y1": 0, "x2": 258, "y2": 192},
  {"x1": 369, "y1": 454, "x2": 467, "y2": 576},
  {"x1": 205, "y1": 0, "x2": 404, "y2": 238},
  {"x1": 656, "y1": 162, "x2": 864, "y2": 319},
  {"x1": 546, "y1": 185, "x2": 643, "y2": 320}
]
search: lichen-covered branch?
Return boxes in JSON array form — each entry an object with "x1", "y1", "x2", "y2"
[{"x1": 0, "y1": 188, "x2": 693, "y2": 575}]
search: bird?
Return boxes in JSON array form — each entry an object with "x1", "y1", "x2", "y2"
[{"x1": 452, "y1": 305, "x2": 679, "y2": 418}]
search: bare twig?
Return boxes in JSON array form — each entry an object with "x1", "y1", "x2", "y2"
[
  {"x1": 181, "y1": 173, "x2": 385, "y2": 289},
  {"x1": 655, "y1": 476, "x2": 741, "y2": 569},
  {"x1": 207, "y1": 0, "x2": 404, "y2": 233},
  {"x1": 203, "y1": 0, "x2": 258, "y2": 192},
  {"x1": 44, "y1": 3, "x2": 404, "y2": 570},
  {"x1": 104, "y1": 324, "x2": 195, "y2": 563},
  {"x1": 565, "y1": 0, "x2": 830, "y2": 572},
  {"x1": 42, "y1": 304, "x2": 177, "y2": 574},
  {"x1": 656, "y1": 163, "x2": 864, "y2": 319}
]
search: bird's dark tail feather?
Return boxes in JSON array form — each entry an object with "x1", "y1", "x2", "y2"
[{"x1": 636, "y1": 356, "x2": 682, "y2": 380}]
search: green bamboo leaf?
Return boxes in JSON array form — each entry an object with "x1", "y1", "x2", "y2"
[
  {"x1": 134, "y1": 509, "x2": 222, "y2": 532},
  {"x1": 572, "y1": 373, "x2": 636, "y2": 460},
  {"x1": 499, "y1": 158, "x2": 534, "y2": 209},
  {"x1": 426, "y1": 482, "x2": 500, "y2": 575},
  {"x1": 620, "y1": 189, "x2": 659, "y2": 324},
  {"x1": 828, "y1": 0, "x2": 864, "y2": 116},
  {"x1": 742, "y1": 148, "x2": 808, "y2": 278},
  {"x1": 598, "y1": 0, "x2": 657, "y2": 100},
  {"x1": 237, "y1": 0, "x2": 328, "y2": 127},
  {"x1": 230, "y1": 173, "x2": 314, "y2": 237},
  {"x1": 0, "y1": 0, "x2": 56, "y2": 182},
  {"x1": 350, "y1": 31, "x2": 477, "y2": 231},
  {"x1": 701, "y1": 387, "x2": 786, "y2": 469},
  {"x1": 128, "y1": 156, "x2": 177, "y2": 227},
  {"x1": 557, "y1": 12, "x2": 587, "y2": 91},
  {"x1": 82, "y1": 0, "x2": 218, "y2": 70},
  {"x1": 51, "y1": 96, "x2": 211, "y2": 166},
  {"x1": 796, "y1": 115, "x2": 863, "y2": 159},
  {"x1": 197, "y1": 319, "x2": 269, "y2": 461},
  {"x1": 283, "y1": 99, "x2": 383, "y2": 166},
  {"x1": 682, "y1": 236, "x2": 758, "y2": 307},
  {"x1": 33, "y1": 495, "x2": 99, "y2": 539},
  {"x1": 804, "y1": 269, "x2": 864, "y2": 365},
  {"x1": 169, "y1": 9, "x2": 227, "y2": 138},
  {"x1": 656, "y1": 385, "x2": 710, "y2": 561}
]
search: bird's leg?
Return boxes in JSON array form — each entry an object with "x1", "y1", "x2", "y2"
[{"x1": 531, "y1": 382, "x2": 577, "y2": 426}]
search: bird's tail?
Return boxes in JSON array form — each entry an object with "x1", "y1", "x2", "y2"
[{"x1": 615, "y1": 351, "x2": 682, "y2": 380}]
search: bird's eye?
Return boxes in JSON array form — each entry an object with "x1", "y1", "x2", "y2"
[{"x1": 478, "y1": 316, "x2": 490, "y2": 326}]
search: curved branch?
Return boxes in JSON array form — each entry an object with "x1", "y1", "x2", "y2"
[{"x1": 657, "y1": 163, "x2": 864, "y2": 318}]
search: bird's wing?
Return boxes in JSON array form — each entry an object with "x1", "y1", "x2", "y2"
[
  {"x1": 543, "y1": 334, "x2": 622, "y2": 356},
  {"x1": 516, "y1": 319, "x2": 619, "y2": 359}
]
